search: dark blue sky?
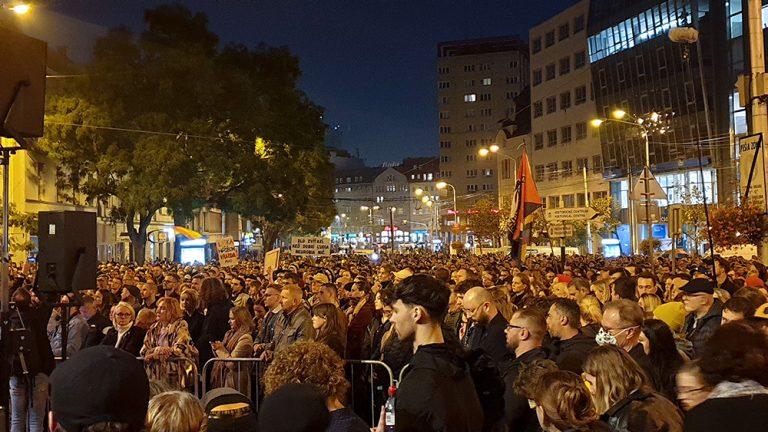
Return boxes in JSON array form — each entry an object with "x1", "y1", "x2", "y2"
[{"x1": 53, "y1": 0, "x2": 575, "y2": 165}]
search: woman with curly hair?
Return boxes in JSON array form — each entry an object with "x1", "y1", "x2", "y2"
[{"x1": 264, "y1": 341, "x2": 368, "y2": 432}]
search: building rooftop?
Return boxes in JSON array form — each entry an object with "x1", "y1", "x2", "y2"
[{"x1": 437, "y1": 35, "x2": 528, "y2": 58}]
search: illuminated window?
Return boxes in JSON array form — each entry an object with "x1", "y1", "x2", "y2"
[{"x1": 464, "y1": 94, "x2": 477, "y2": 102}]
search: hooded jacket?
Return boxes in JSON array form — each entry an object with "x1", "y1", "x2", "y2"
[{"x1": 396, "y1": 343, "x2": 484, "y2": 432}]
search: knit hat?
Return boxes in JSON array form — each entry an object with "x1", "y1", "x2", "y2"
[
  {"x1": 50, "y1": 346, "x2": 149, "y2": 432},
  {"x1": 745, "y1": 276, "x2": 766, "y2": 289},
  {"x1": 556, "y1": 274, "x2": 573, "y2": 284},
  {"x1": 312, "y1": 273, "x2": 329, "y2": 284},
  {"x1": 258, "y1": 384, "x2": 329, "y2": 432},
  {"x1": 653, "y1": 302, "x2": 687, "y2": 333}
]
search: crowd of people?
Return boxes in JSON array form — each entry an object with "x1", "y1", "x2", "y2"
[{"x1": 5, "y1": 249, "x2": 768, "y2": 432}]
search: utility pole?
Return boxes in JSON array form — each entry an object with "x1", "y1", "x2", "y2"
[
  {"x1": 583, "y1": 166, "x2": 592, "y2": 254},
  {"x1": 389, "y1": 207, "x2": 396, "y2": 251},
  {"x1": 748, "y1": 0, "x2": 768, "y2": 262}
]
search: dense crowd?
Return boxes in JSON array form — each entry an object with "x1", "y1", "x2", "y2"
[{"x1": 5, "y1": 249, "x2": 768, "y2": 432}]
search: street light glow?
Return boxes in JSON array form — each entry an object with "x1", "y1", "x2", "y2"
[
  {"x1": 478, "y1": 148, "x2": 490, "y2": 157},
  {"x1": 360, "y1": 205, "x2": 369, "y2": 211},
  {"x1": 589, "y1": 119, "x2": 604, "y2": 128},
  {"x1": 426, "y1": 201, "x2": 433, "y2": 207},
  {"x1": 436, "y1": 181, "x2": 447, "y2": 189},
  {"x1": 650, "y1": 112, "x2": 660, "y2": 122},
  {"x1": 421, "y1": 196, "x2": 430, "y2": 203},
  {"x1": 489, "y1": 144, "x2": 500, "y2": 152},
  {"x1": 9, "y1": 3, "x2": 30, "y2": 14},
  {"x1": 611, "y1": 109, "x2": 626, "y2": 119},
  {"x1": 414, "y1": 188, "x2": 423, "y2": 196}
]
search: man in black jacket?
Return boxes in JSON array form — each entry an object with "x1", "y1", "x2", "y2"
[
  {"x1": 503, "y1": 308, "x2": 547, "y2": 432},
  {"x1": 462, "y1": 286, "x2": 511, "y2": 366},
  {"x1": 681, "y1": 278, "x2": 722, "y2": 358},
  {"x1": 545, "y1": 298, "x2": 596, "y2": 373},
  {"x1": 80, "y1": 295, "x2": 111, "y2": 347},
  {"x1": 390, "y1": 274, "x2": 483, "y2": 432}
]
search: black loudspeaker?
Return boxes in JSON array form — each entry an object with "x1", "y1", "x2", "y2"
[
  {"x1": 0, "y1": 27, "x2": 46, "y2": 139},
  {"x1": 37, "y1": 211, "x2": 97, "y2": 293}
]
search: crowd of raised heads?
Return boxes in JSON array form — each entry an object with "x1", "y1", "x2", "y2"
[{"x1": 6, "y1": 249, "x2": 768, "y2": 432}]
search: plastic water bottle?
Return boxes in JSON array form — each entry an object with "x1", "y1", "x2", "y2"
[{"x1": 384, "y1": 385, "x2": 396, "y2": 431}]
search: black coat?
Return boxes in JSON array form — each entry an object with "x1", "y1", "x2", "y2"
[
  {"x1": 628, "y1": 344, "x2": 659, "y2": 391},
  {"x1": 503, "y1": 347, "x2": 547, "y2": 432},
  {"x1": 547, "y1": 332, "x2": 596, "y2": 374},
  {"x1": 682, "y1": 300, "x2": 722, "y2": 358},
  {"x1": 684, "y1": 393, "x2": 768, "y2": 432},
  {"x1": 101, "y1": 326, "x2": 147, "y2": 357},
  {"x1": 184, "y1": 310, "x2": 205, "y2": 343},
  {"x1": 466, "y1": 313, "x2": 512, "y2": 367},
  {"x1": 84, "y1": 314, "x2": 112, "y2": 348},
  {"x1": 396, "y1": 343, "x2": 484, "y2": 432},
  {"x1": 197, "y1": 300, "x2": 234, "y2": 367},
  {"x1": 602, "y1": 388, "x2": 683, "y2": 432},
  {"x1": 7, "y1": 304, "x2": 55, "y2": 377}
]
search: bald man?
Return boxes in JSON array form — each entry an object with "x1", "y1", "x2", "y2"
[{"x1": 462, "y1": 286, "x2": 510, "y2": 366}]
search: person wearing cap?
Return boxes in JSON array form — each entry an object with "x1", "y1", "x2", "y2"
[
  {"x1": 49, "y1": 345, "x2": 150, "y2": 432},
  {"x1": 393, "y1": 267, "x2": 414, "y2": 285},
  {"x1": 680, "y1": 278, "x2": 722, "y2": 358}
]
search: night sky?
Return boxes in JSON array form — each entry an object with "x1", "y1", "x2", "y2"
[{"x1": 52, "y1": 0, "x2": 576, "y2": 165}]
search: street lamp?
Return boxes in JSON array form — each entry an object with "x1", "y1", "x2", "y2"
[
  {"x1": 436, "y1": 181, "x2": 458, "y2": 238},
  {"x1": 6, "y1": 3, "x2": 30, "y2": 14},
  {"x1": 414, "y1": 188, "x2": 424, "y2": 197},
  {"x1": 591, "y1": 110, "x2": 670, "y2": 256}
]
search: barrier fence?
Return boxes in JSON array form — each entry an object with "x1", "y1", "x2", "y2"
[
  {"x1": 54, "y1": 354, "x2": 393, "y2": 425},
  {"x1": 201, "y1": 358, "x2": 395, "y2": 425}
]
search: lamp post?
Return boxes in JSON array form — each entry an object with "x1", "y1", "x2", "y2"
[
  {"x1": 591, "y1": 110, "x2": 669, "y2": 257},
  {"x1": 360, "y1": 205, "x2": 379, "y2": 244},
  {"x1": 388, "y1": 207, "x2": 396, "y2": 251},
  {"x1": 436, "y1": 182, "x2": 458, "y2": 243}
]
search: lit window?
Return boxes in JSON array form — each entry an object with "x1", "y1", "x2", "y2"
[
  {"x1": 482, "y1": 78, "x2": 492, "y2": 86},
  {"x1": 464, "y1": 94, "x2": 477, "y2": 102}
]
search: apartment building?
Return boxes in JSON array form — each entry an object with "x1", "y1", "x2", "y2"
[
  {"x1": 529, "y1": 0, "x2": 609, "y2": 213},
  {"x1": 437, "y1": 36, "x2": 529, "y2": 210}
]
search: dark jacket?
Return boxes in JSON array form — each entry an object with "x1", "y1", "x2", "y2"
[
  {"x1": 84, "y1": 313, "x2": 112, "y2": 348},
  {"x1": 273, "y1": 306, "x2": 314, "y2": 351},
  {"x1": 628, "y1": 344, "x2": 659, "y2": 391},
  {"x1": 326, "y1": 406, "x2": 369, "y2": 432},
  {"x1": 257, "y1": 308, "x2": 282, "y2": 344},
  {"x1": 101, "y1": 325, "x2": 147, "y2": 357},
  {"x1": 184, "y1": 310, "x2": 205, "y2": 344},
  {"x1": 363, "y1": 315, "x2": 391, "y2": 360},
  {"x1": 396, "y1": 343, "x2": 484, "y2": 432},
  {"x1": 717, "y1": 277, "x2": 739, "y2": 295},
  {"x1": 547, "y1": 332, "x2": 596, "y2": 374},
  {"x1": 197, "y1": 300, "x2": 234, "y2": 366},
  {"x1": 503, "y1": 347, "x2": 547, "y2": 432},
  {"x1": 7, "y1": 303, "x2": 55, "y2": 377},
  {"x1": 346, "y1": 298, "x2": 375, "y2": 360},
  {"x1": 466, "y1": 313, "x2": 512, "y2": 367},
  {"x1": 602, "y1": 388, "x2": 683, "y2": 432},
  {"x1": 682, "y1": 300, "x2": 722, "y2": 358},
  {"x1": 563, "y1": 421, "x2": 615, "y2": 432},
  {"x1": 684, "y1": 393, "x2": 768, "y2": 432}
]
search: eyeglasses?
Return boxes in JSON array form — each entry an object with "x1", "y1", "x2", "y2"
[
  {"x1": 678, "y1": 386, "x2": 709, "y2": 396},
  {"x1": 505, "y1": 324, "x2": 525, "y2": 331},
  {"x1": 115, "y1": 313, "x2": 132, "y2": 318}
]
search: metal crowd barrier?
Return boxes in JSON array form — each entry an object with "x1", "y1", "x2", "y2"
[
  {"x1": 55, "y1": 355, "x2": 199, "y2": 397},
  {"x1": 201, "y1": 358, "x2": 395, "y2": 425}
]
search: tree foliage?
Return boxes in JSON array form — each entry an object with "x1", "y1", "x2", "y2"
[
  {"x1": 678, "y1": 186, "x2": 708, "y2": 253},
  {"x1": 467, "y1": 197, "x2": 501, "y2": 249},
  {"x1": 711, "y1": 203, "x2": 767, "y2": 248},
  {"x1": 38, "y1": 5, "x2": 334, "y2": 262}
]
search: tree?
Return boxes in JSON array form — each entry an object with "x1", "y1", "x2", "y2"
[
  {"x1": 39, "y1": 5, "x2": 334, "y2": 262},
  {"x1": 678, "y1": 186, "x2": 708, "y2": 254},
  {"x1": 711, "y1": 203, "x2": 767, "y2": 249},
  {"x1": 466, "y1": 197, "x2": 501, "y2": 251}
]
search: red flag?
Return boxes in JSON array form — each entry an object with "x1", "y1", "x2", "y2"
[{"x1": 511, "y1": 150, "x2": 542, "y2": 241}]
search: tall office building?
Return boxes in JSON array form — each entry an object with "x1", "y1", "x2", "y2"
[
  {"x1": 529, "y1": 0, "x2": 609, "y2": 213},
  {"x1": 586, "y1": 0, "x2": 735, "y2": 251},
  {"x1": 437, "y1": 36, "x2": 529, "y2": 211}
]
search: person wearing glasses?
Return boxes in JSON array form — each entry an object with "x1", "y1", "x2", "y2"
[
  {"x1": 102, "y1": 301, "x2": 147, "y2": 357},
  {"x1": 680, "y1": 279, "x2": 722, "y2": 358},
  {"x1": 503, "y1": 309, "x2": 548, "y2": 432},
  {"x1": 598, "y1": 299, "x2": 656, "y2": 386},
  {"x1": 675, "y1": 360, "x2": 711, "y2": 411}
]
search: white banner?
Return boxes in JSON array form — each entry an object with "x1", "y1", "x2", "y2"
[
  {"x1": 739, "y1": 133, "x2": 768, "y2": 213},
  {"x1": 290, "y1": 236, "x2": 331, "y2": 256}
]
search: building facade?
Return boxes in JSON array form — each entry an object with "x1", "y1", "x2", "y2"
[
  {"x1": 530, "y1": 0, "x2": 610, "y2": 214},
  {"x1": 587, "y1": 0, "x2": 734, "y2": 252},
  {"x1": 437, "y1": 36, "x2": 530, "y2": 210}
]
